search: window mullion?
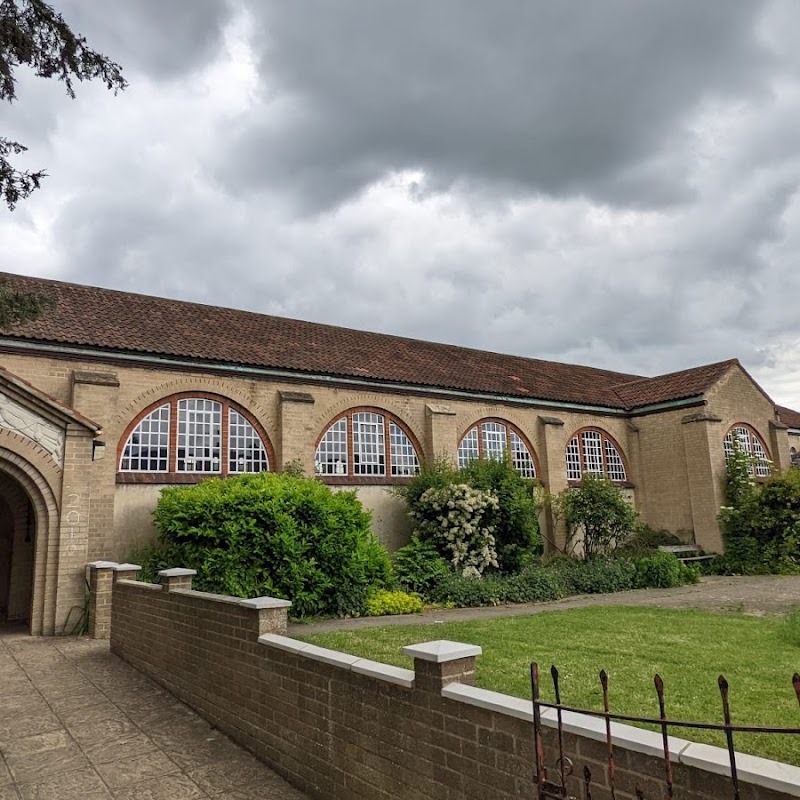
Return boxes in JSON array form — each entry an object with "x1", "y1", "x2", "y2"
[
  {"x1": 600, "y1": 432, "x2": 609, "y2": 478},
  {"x1": 384, "y1": 415, "x2": 391, "y2": 477},
  {"x1": 221, "y1": 402, "x2": 229, "y2": 476},
  {"x1": 169, "y1": 399, "x2": 178, "y2": 473},
  {"x1": 347, "y1": 414, "x2": 354, "y2": 475}
]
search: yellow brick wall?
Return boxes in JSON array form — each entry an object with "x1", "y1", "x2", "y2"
[{"x1": 0, "y1": 351, "x2": 790, "y2": 623}]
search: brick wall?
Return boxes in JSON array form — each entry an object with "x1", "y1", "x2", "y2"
[{"x1": 105, "y1": 569, "x2": 799, "y2": 800}]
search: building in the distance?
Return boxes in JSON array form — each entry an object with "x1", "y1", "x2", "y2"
[{"x1": 0, "y1": 272, "x2": 797, "y2": 634}]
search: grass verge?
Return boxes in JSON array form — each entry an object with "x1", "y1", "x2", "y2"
[{"x1": 298, "y1": 606, "x2": 800, "y2": 765}]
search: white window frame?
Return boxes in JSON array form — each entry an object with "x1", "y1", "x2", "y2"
[
  {"x1": 457, "y1": 419, "x2": 537, "y2": 479},
  {"x1": 565, "y1": 428, "x2": 627, "y2": 482},
  {"x1": 315, "y1": 411, "x2": 420, "y2": 479},
  {"x1": 119, "y1": 396, "x2": 270, "y2": 477}
]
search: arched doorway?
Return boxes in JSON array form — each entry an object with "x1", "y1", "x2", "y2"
[{"x1": 0, "y1": 473, "x2": 35, "y2": 627}]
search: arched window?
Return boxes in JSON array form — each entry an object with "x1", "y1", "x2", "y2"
[
  {"x1": 119, "y1": 394, "x2": 272, "y2": 478},
  {"x1": 565, "y1": 428, "x2": 628, "y2": 482},
  {"x1": 457, "y1": 419, "x2": 537, "y2": 479},
  {"x1": 315, "y1": 409, "x2": 420, "y2": 479},
  {"x1": 791, "y1": 446, "x2": 798, "y2": 466},
  {"x1": 724, "y1": 424, "x2": 770, "y2": 478}
]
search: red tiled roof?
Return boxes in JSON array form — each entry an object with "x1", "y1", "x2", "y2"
[
  {"x1": 0, "y1": 272, "x2": 743, "y2": 412},
  {"x1": 610, "y1": 360, "x2": 738, "y2": 408},
  {"x1": 777, "y1": 405, "x2": 800, "y2": 429}
]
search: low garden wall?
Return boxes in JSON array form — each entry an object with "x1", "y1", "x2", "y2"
[{"x1": 92, "y1": 563, "x2": 800, "y2": 800}]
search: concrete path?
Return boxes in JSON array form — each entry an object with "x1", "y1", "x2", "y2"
[
  {"x1": 290, "y1": 575, "x2": 800, "y2": 635},
  {"x1": 0, "y1": 628, "x2": 308, "y2": 800}
]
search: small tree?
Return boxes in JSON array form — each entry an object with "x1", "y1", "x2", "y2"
[{"x1": 553, "y1": 474, "x2": 637, "y2": 560}]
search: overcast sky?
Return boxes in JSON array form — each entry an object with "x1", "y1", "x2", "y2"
[{"x1": 2, "y1": 1, "x2": 800, "y2": 408}]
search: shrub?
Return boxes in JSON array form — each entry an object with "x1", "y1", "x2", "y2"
[
  {"x1": 719, "y1": 468, "x2": 800, "y2": 575},
  {"x1": 459, "y1": 458, "x2": 542, "y2": 572},
  {"x1": 545, "y1": 555, "x2": 638, "y2": 594},
  {"x1": 398, "y1": 458, "x2": 541, "y2": 573},
  {"x1": 392, "y1": 536, "x2": 453, "y2": 595},
  {"x1": 366, "y1": 590, "x2": 424, "y2": 616},
  {"x1": 411, "y1": 483, "x2": 499, "y2": 576},
  {"x1": 151, "y1": 472, "x2": 392, "y2": 618},
  {"x1": 427, "y1": 565, "x2": 565, "y2": 608},
  {"x1": 634, "y1": 551, "x2": 699, "y2": 589},
  {"x1": 552, "y1": 474, "x2": 638, "y2": 559},
  {"x1": 615, "y1": 524, "x2": 681, "y2": 557}
]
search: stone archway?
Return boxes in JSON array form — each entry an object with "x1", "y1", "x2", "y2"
[
  {"x1": 0, "y1": 449, "x2": 61, "y2": 634},
  {"x1": 0, "y1": 474, "x2": 35, "y2": 626}
]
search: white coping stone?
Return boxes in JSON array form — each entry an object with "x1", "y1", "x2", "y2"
[
  {"x1": 157, "y1": 568, "x2": 198, "y2": 577},
  {"x1": 403, "y1": 640, "x2": 482, "y2": 663},
  {"x1": 259, "y1": 634, "x2": 310, "y2": 654},
  {"x1": 112, "y1": 563, "x2": 141, "y2": 572},
  {"x1": 680, "y1": 742, "x2": 800, "y2": 798},
  {"x1": 442, "y1": 683, "x2": 534, "y2": 722},
  {"x1": 87, "y1": 561, "x2": 118, "y2": 569},
  {"x1": 176, "y1": 589, "x2": 244, "y2": 606},
  {"x1": 442, "y1": 682, "x2": 799, "y2": 794},
  {"x1": 239, "y1": 597, "x2": 292, "y2": 609},
  {"x1": 553, "y1": 709, "x2": 691, "y2": 760},
  {"x1": 351, "y1": 659, "x2": 415, "y2": 688},
  {"x1": 300, "y1": 643, "x2": 361, "y2": 669}
]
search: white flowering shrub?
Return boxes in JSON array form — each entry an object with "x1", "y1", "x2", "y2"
[{"x1": 412, "y1": 483, "x2": 500, "y2": 577}]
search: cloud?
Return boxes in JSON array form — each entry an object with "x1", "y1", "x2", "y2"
[
  {"x1": 1, "y1": 0, "x2": 800, "y2": 409},
  {"x1": 224, "y1": 0, "x2": 773, "y2": 211}
]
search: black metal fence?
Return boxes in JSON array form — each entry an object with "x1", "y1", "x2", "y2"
[{"x1": 531, "y1": 663, "x2": 800, "y2": 800}]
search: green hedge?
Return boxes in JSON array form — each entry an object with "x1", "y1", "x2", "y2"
[
  {"x1": 425, "y1": 553, "x2": 698, "y2": 609},
  {"x1": 148, "y1": 472, "x2": 392, "y2": 618}
]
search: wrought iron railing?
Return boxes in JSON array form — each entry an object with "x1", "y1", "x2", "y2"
[{"x1": 531, "y1": 662, "x2": 800, "y2": 800}]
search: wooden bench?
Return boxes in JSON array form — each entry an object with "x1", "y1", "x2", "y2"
[{"x1": 657, "y1": 544, "x2": 714, "y2": 563}]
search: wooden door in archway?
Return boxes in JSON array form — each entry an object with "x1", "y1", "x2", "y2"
[{"x1": 0, "y1": 498, "x2": 13, "y2": 622}]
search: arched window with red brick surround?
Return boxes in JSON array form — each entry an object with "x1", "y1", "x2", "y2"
[
  {"x1": 457, "y1": 419, "x2": 538, "y2": 479},
  {"x1": 724, "y1": 423, "x2": 770, "y2": 478},
  {"x1": 118, "y1": 393, "x2": 273, "y2": 481},
  {"x1": 315, "y1": 408, "x2": 420, "y2": 480},
  {"x1": 565, "y1": 427, "x2": 628, "y2": 483}
]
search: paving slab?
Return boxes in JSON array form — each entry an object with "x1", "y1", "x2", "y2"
[{"x1": 0, "y1": 629, "x2": 309, "y2": 800}]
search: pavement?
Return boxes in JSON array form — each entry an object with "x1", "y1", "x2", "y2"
[
  {"x1": 0, "y1": 627, "x2": 308, "y2": 800},
  {"x1": 2, "y1": 575, "x2": 798, "y2": 798},
  {"x1": 290, "y1": 575, "x2": 800, "y2": 635}
]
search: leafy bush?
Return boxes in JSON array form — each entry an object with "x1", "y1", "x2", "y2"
[
  {"x1": 552, "y1": 474, "x2": 637, "y2": 559},
  {"x1": 366, "y1": 590, "x2": 424, "y2": 616},
  {"x1": 411, "y1": 483, "x2": 499, "y2": 576},
  {"x1": 392, "y1": 536, "x2": 453, "y2": 595},
  {"x1": 545, "y1": 555, "x2": 638, "y2": 594},
  {"x1": 634, "y1": 551, "x2": 699, "y2": 589},
  {"x1": 151, "y1": 472, "x2": 392, "y2": 618},
  {"x1": 428, "y1": 565, "x2": 565, "y2": 607},
  {"x1": 398, "y1": 458, "x2": 541, "y2": 573},
  {"x1": 719, "y1": 468, "x2": 800, "y2": 575},
  {"x1": 615, "y1": 524, "x2": 681, "y2": 557},
  {"x1": 459, "y1": 458, "x2": 542, "y2": 571}
]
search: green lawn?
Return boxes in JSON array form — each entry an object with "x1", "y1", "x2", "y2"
[{"x1": 297, "y1": 607, "x2": 800, "y2": 765}]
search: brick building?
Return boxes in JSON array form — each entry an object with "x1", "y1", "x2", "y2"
[{"x1": 0, "y1": 272, "x2": 796, "y2": 634}]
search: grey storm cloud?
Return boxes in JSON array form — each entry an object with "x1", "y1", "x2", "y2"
[
  {"x1": 56, "y1": 0, "x2": 234, "y2": 80},
  {"x1": 2, "y1": 0, "x2": 800, "y2": 408},
  {"x1": 226, "y1": 0, "x2": 773, "y2": 211}
]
